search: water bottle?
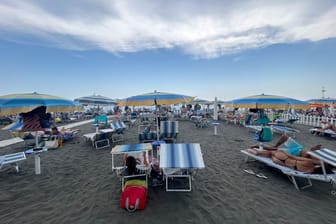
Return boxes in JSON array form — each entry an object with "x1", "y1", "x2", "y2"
[{"x1": 259, "y1": 142, "x2": 264, "y2": 151}]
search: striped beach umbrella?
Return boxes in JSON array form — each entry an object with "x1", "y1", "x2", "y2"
[
  {"x1": 118, "y1": 90, "x2": 195, "y2": 106},
  {"x1": 225, "y1": 94, "x2": 309, "y2": 110},
  {"x1": 74, "y1": 94, "x2": 118, "y2": 106},
  {"x1": 0, "y1": 92, "x2": 83, "y2": 116},
  {"x1": 306, "y1": 98, "x2": 336, "y2": 107}
]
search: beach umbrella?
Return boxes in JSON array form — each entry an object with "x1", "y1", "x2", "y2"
[
  {"x1": 190, "y1": 98, "x2": 212, "y2": 105},
  {"x1": 74, "y1": 94, "x2": 118, "y2": 106},
  {"x1": 224, "y1": 94, "x2": 309, "y2": 110},
  {"x1": 306, "y1": 98, "x2": 336, "y2": 108},
  {"x1": 119, "y1": 90, "x2": 195, "y2": 140},
  {"x1": 0, "y1": 92, "x2": 82, "y2": 116},
  {"x1": 118, "y1": 90, "x2": 195, "y2": 106}
]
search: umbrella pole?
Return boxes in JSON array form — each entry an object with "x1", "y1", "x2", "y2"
[
  {"x1": 156, "y1": 106, "x2": 160, "y2": 141},
  {"x1": 34, "y1": 131, "x2": 41, "y2": 175}
]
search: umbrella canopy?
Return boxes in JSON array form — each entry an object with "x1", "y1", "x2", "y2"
[
  {"x1": 0, "y1": 92, "x2": 82, "y2": 116},
  {"x1": 191, "y1": 98, "x2": 212, "y2": 105},
  {"x1": 118, "y1": 91, "x2": 195, "y2": 106},
  {"x1": 224, "y1": 94, "x2": 309, "y2": 110},
  {"x1": 74, "y1": 94, "x2": 118, "y2": 106},
  {"x1": 306, "y1": 98, "x2": 336, "y2": 107}
]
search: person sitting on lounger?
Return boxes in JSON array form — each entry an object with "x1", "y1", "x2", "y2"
[
  {"x1": 249, "y1": 134, "x2": 322, "y2": 173},
  {"x1": 123, "y1": 156, "x2": 139, "y2": 176},
  {"x1": 123, "y1": 151, "x2": 149, "y2": 167}
]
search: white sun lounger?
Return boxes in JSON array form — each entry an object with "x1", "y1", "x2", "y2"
[
  {"x1": 246, "y1": 125, "x2": 298, "y2": 138},
  {"x1": 309, "y1": 128, "x2": 336, "y2": 138},
  {"x1": 0, "y1": 137, "x2": 24, "y2": 148},
  {"x1": 0, "y1": 152, "x2": 26, "y2": 173},
  {"x1": 241, "y1": 149, "x2": 336, "y2": 191}
]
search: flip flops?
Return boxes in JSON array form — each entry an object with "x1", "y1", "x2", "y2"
[
  {"x1": 256, "y1": 173, "x2": 268, "y2": 179},
  {"x1": 243, "y1": 169, "x2": 268, "y2": 179},
  {"x1": 243, "y1": 169, "x2": 255, "y2": 175}
]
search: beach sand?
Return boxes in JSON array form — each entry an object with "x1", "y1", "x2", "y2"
[{"x1": 0, "y1": 120, "x2": 335, "y2": 224}]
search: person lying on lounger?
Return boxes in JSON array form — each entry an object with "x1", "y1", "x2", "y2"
[
  {"x1": 249, "y1": 134, "x2": 322, "y2": 173},
  {"x1": 319, "y1": 124, "x2": 336, "y2": 132},
  {"x1": 51, "y1": 127, "x2": 79, "y2": 147}
]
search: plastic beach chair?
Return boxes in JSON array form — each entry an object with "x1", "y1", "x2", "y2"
[
  {"x1": 0, "y1": 152, "x2": 26, "y2": 173},
  {"x1": 159, "y1": 143, "x2": 205, "y2": 192},
  {"x1": 241, "y1": 149, "x2": 336, "y2": 191},
  {"x1": 160, "y1": 121, "x2": 179, "y2": 142}
]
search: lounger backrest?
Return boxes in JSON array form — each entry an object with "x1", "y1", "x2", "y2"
[
  {"x1": 111, "y1": 120, "x2": 126, "y2": 133},
  {"x1": 160, "y1": 121, "x2": 179, "y2": 138},
  {"x1": 0, "y1": 152, "x2": 26, "y2": 167},
  {"x1": 94, "y1": 115, "x2": 108, "y2": 124}
]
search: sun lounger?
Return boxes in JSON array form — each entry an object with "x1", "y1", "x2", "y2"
[
  {"x1": 309, "y1": 128, "x2": 336, "y2": 138},
  {"x1": 246, "y1": 125, "x2": 298, "y2": 138},
  {"x1": 0, "y1": 152, "x2": 26, "y2": 173},
  {"x1": 308, "y1": 148, "x2": 336, "y2": 181},
  {"x1": 241, "y1": 149, "x2": 336, "y2": 191},
  {"x1": 83, "y1": 129, "x2": 112, "y2": 149},
  {"x1": 160, "y1": 121, "x2": 179, "y2": 142},
  {"x1": 0, "y1": 137, "x2": 24, "y2": 148},
  {"x1": 111, "y1": 143, "x2": 152, "y2": 189},
  {"x1": 271, "y1": 125, "x2": 299, "y2": 138},
  {"x1": 159, "y1": 143, "x2": 205, "y2": 192}
]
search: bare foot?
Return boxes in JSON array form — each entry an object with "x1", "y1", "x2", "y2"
[
  {"x1": 310, "y1": 144, "x2": 322, "y2": 151},
  {"x1": 247, "y1": 148, "x2": 257, "y2": 155}
]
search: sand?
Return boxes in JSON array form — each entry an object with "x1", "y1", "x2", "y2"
[{"x1": 0, "y1": 119, "x2": 335, "y2": 224}]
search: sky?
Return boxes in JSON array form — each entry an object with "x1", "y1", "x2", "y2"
[{"x1": 0, "y1": 0, "x2": 336, "y2": 102}]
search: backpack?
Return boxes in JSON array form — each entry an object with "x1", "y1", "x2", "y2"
[
  {"x1": 256, "y1": 127, "x2": 273, "y2": 142},
  {"x1": 120, "y1": 185, "x2": 147, "y2": 212}
]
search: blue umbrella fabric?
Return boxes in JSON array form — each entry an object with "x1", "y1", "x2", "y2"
[
  {"x1": 306, "y1": 98, "x2": 336, "y2": 105},
  {"x1": 225, "y1": 94, "x2": 309, "y2": 110},
  {"x1": 118, "y1": 90, "x2": 195, "y2": 106},
  {"x1": 74, "y1": 94, "x2": 118, "y2": 106},
  {"x1": 0, "y1": 92, "x2": 82, "y2": 116}
]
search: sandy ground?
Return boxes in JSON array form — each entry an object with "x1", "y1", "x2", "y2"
[{"x1": 0, "y1": 119, "x2": 335, "y2": 224}]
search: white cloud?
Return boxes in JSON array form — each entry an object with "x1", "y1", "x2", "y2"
[{"x1": 0, "y1": 0, "x2": 335, "y2": 58}]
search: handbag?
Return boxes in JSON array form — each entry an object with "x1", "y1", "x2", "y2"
[{"x1": 44, "y1": 136, "x2": 59, "y2": 149}]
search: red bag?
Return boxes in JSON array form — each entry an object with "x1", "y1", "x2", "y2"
[{"x1": 120, "y1": 185, "x2": 147, "y2": 212}]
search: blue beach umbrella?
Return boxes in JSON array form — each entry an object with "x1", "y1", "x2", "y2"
[
  {"x1": 306, "y1": 98, "x2": 336, "y2": 106},
  {"x1": 118, "y1": 90, "x2": 195, "y2": 106},
  {"x1": 225, "y1": 94, "x2": 309, "y2": 110},
  {"x1": 0, "y1": 92, "x2": 83, "y2": 116}
]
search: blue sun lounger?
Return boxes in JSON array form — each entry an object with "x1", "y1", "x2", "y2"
[{"x1": 160, "y1": 143, "x2": 205, "y2": 192}]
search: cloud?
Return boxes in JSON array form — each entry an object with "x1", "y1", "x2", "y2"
[{"x1": 0, "y1": 0, "x2": 335, "y2": 58}]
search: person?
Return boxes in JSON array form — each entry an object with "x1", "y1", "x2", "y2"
[
  {"x1": 51, "y1": 127, "x2": 79, "y2": 147},
  {"x1": 123, "y1": 151, "x2": 149, "y2": 167},
  {"x1": 249, "y1": 134, "x2": 322, "y2": 173},
  {"x1": 320, "y1": 124, "x2": 336, "y2": 132},
  {"x1": 123, "y1": 156, "x2": 139, "y2": 176}
]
